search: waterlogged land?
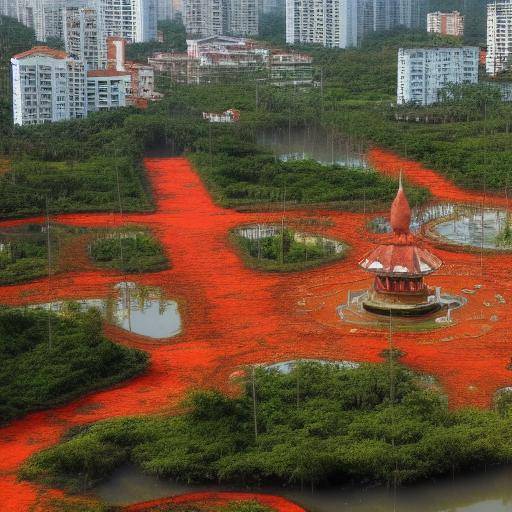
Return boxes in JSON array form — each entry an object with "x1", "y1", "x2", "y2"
[{"x1": 2, "y1": 156, "x2": 512, "y2": 510}]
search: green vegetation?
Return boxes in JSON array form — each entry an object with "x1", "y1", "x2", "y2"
[
  {"x1": 0, "y1": 225, "x2": 49, "y2": 284},
  {"x1": 232, "y1": 227, "x2": 346, "y2": 272},
  {"x1": 0, "y1": 307, "x2": 148, "y2": 423},
  {"x1": 0, "y1": 109, "x2": 153, "y2": 217},
  {"x1": 20, "y1": 362, "x2": 512, "y2": 491},
  {"x1": 90, "y1": 228, "x2": 168, "y2": 273},
  {"x1": 190, "y1": 131, "x2": 429, "y2": 209},
  {"x1": 126, "y1": 20, "x2": 187, "y2": 63}
]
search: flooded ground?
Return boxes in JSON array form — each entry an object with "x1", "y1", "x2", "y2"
[
  {"x1": 94, "y1": 464, "x2": 512, "y2": 512},
  {"x1": 257, "y1": 125, "x2": 367, "y2": 168},
  {"x1": 33, "y1": 282, "x2": 181, "y2": 339},
  {"x1": 236, "y1": 224, "x2": 346, "y2": 255},
  {"x1": 434, "y1": 208, "x2": 509, "y2": 250}
]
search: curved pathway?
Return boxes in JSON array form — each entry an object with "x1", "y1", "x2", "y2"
[{"x1": 1, "y1": 156, "x2": 512, "y2": 511}]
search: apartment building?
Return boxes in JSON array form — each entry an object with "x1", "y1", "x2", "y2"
[
  {"x1": 149, "y1": 35, "x2": 312, "y2": 85},
  {"x1": 156, "y1": 0, "x2": 173, "y2": 19},
  {"x1": 0, "y1": 0, "x2": 18, "y2": 17},
  {"x1": 487, "y1": 0, "x2": 512, "y2": 76},
  {"x1": 11, "y1": 46, "x2": 87, "y2": 125},
  {"x1": 427, "y1": 11, "x2": 464, "y2": 36},
  {"x1": 227, "y1": 0, "x2": 258, "y2": 36},
  {"x1": 106, "y1": 36, "x2": 157, "y2": 103},
  {"x1": 285, "y1": 0, "x2": 419, "y2": 49},
  {"x1": 98, "y1": 0, "x2": 157, "y2": 42},
  {"x1": 285, "y1": 0, "x2": 358, "y2": 48},
  {"x1": 397, "y1": 46, "x2": 479, "y2": 106},
  {"x1": 183, "y1": 0, "x2": 225, "y2": 37},
  {"x1": 86, "y1": 69, "x2": 131, "y2": 112},
  {"x1": 63, "y1": 6, "x2": 107, "y2": 69}
]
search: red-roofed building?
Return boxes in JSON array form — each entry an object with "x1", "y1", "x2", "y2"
[{"x1": 11, "y1": 46, "x2": 86, "y2": 125}]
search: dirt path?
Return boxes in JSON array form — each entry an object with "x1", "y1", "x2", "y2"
[{"x1": 1, "y1": 157, "x2": 512, "y2": 511}]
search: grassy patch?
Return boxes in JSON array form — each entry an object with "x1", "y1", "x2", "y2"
[
  {"x1": 0, "y1": 307, "x2": 148, "y2": 424},
  {"x1": 20, "y1": 362, "x2": 512, "y2": 491},
  {"x1": 90, "y1": 227, "x2": 168, "y2": 273},
  {"x1": 231, "y1": 227, "x2": 347, "y2": 272}
]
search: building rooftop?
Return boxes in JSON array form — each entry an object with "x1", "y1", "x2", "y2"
[{"x1": 13, "y1": 46, "x2": 69, "y2": 60}]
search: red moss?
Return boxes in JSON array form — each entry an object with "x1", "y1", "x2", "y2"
[
  {"x1": 1, "y1": 155, "x2": 512, "y2": 510},
  {"x1": 123, "y1": 492, "x2": 306, "y2": 512}
]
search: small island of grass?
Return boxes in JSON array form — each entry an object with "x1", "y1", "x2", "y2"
[
  {"x1": 0, "y1": 306, "x2": 148, "y2": 424},
  {"x1": 90, "y1": 227, "x2": 168, "y2": 273},
  {"x1": 232, "y1": 225, "x2": 347, "y2": 272},
  {"x1": 20, "y1": 362, "x2": 512, "y2": 492}
]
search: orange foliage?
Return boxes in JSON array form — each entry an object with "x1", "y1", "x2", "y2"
[{"x1": 0, "y1": 155, "x2": 512, "y2": 510}]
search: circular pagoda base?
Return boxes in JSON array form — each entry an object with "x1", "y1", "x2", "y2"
[{"x1": 362, "y1": 298, "x2": 442, "y2": 317}]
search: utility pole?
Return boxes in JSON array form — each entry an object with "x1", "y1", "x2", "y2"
[
  {"x1": 251, "y1": 366, "x2": 258, "y2": 441},
  {"x1": 45, "y1": 195, "x2": 52, "y2": 350}
]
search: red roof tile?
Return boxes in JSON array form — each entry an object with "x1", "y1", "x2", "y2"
[{"x1": 13, "y1": 46, "x2": 68, "y2": 60}]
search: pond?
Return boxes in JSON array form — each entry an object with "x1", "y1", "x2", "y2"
[
  {"x1": 33, "y1": 282, "x2": 181, "y2": 339},
  {"x1": 433, "y1": 208, "x2": 509, "y2": 250},
  {"x1": 236, "y1": 224, "x2": 346, "y2": 255},
  {"x1": 257, "y1": 125, "x2": 368, "y2": 168},
  {"x1": 368, "y1": 203, "x2": 456, "y2": 234},
  {"x1": 94, "y1": 464, "x2": 512, "y2": 512}
]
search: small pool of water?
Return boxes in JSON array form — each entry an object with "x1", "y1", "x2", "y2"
[
  {"x1": 94, "y1": 464, "x2": 512, "y2": 512},
  {"x1": 236, "y1": 224, "x2": 346, "y2": 255},
  {"x1": 34, "y1": 282, "x2": 181, "y2": 339},
  {"x1": 368, "y1": 203, "x2": 456, "y2": 234},
  {"x1": 265, "y1": 359, "x2": 359, "y2": 374},
  {"x1": 257, "y1": 125, "x2": 367, "y2": 168},
  {"x1": 434, "y1": 208, "x2": 509, "y2": 250}
]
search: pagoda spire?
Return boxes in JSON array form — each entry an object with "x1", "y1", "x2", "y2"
[{"x1": 390, "y1": 174, "x2": 411, "y2": 236}]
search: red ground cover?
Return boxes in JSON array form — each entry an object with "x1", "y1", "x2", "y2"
[
  {"x1": 368, "y1": 148, "x2": 510, "y2": 207},
  {"x1": 123, "y1": 492, "x2": 305, "y2": 512},
  {"x1": 1, "y1": 155, "x2": 512, "y2": 511}
]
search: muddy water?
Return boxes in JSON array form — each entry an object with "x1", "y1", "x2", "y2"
[
  {"x1": 257, "y1": 125, "x2": 367, "y2": 168},
  {"x1": 94, "y1": 464, "x2": 512, "y2": 512}
]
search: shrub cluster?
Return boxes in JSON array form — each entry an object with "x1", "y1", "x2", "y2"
[
  {"x1": 90, "y1": 229, "x2": 168, "y2": 273},
  {"x1": 21, "y1": 362, "x2": 512, "y2": 491},
  {"x1": 0, "y1": 307, "x2": 148, "y2": 423}
]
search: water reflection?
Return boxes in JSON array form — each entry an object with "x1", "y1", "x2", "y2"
[
  {"x1": 257, "y1": 125, "x2": 367, "y2": 168},
  {"x1": 94, "y1": 464, "x2": 512, "y2": 512},
  {"x1": 34, "y1": 282, "x2": 181, "y2": 339},
  {"x1": 237, "y1": 224, "x2": 346, "y2": 255},
  {"x1": 368, "y1": 203, "x2": 456, "y2": 234},
  {"x1": 265, "y1": 359, "x2": 359, "y2": 374},
  {"x1": 435, "y1": 209, "x2": 508, "y2": 250}
]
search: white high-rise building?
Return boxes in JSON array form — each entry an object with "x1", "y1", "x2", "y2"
[
  {"x1": 183, "y1": 0, "x2": 224, "y2": 37},
  {"x1": 285, "y1": 0, "x2": 358, "y2": 48},
  {"x1": 487, "y1": 0, "x2": 512, "y2": 76},
  {"x1": 227, "y1": 0, "x2": 258, "y2": 36},
  {"x1": 97, "y1": 0, "x2": 157, "y2": 42},
  {"x1": 0, "y1": 0, "x2": 17, "y2": 17},
  {"x1": 427, "y1": 11, "x2": 464, "y2": 36},
  {"x1": 63, "y1": 7, "x2": 107, "y2": 70},
  {"x1": 11, "y1": 46, "x2": 87, "y2": 125},
  {"x1": 397, "y1": 46, "x2": 479, "y2": 106},
  {"x1": 156, "y1": 0, "x2": 173, "y2": 19}
]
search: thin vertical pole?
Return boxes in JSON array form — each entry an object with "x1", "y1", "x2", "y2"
[
  {"x1": 251, "y1": 366, "x2": 258, "y2": 441},
  {"x1": 46, "y1": 196, "x2": 52, "y2": 350}
]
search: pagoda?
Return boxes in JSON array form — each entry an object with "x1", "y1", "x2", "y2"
[{"x1": 359, "y1": 178, "x2": 443, "y2": 316}]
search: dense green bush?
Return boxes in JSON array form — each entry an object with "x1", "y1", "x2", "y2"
[
  {"x1": 0, "y1": 307, "x2": 148, "y2": 423},
  {"x1": 21, "y1": 362, "x2": 512, "y2": 491},
  {"x1": 90, "y1": 229, "x2": 168, "y2": 273},
  {"x1": 190, "y1": 133, "x2": 429, "y2": 209},
  {"x1": 232, "y1": 228, "x2": 346, "y2": 272}
]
